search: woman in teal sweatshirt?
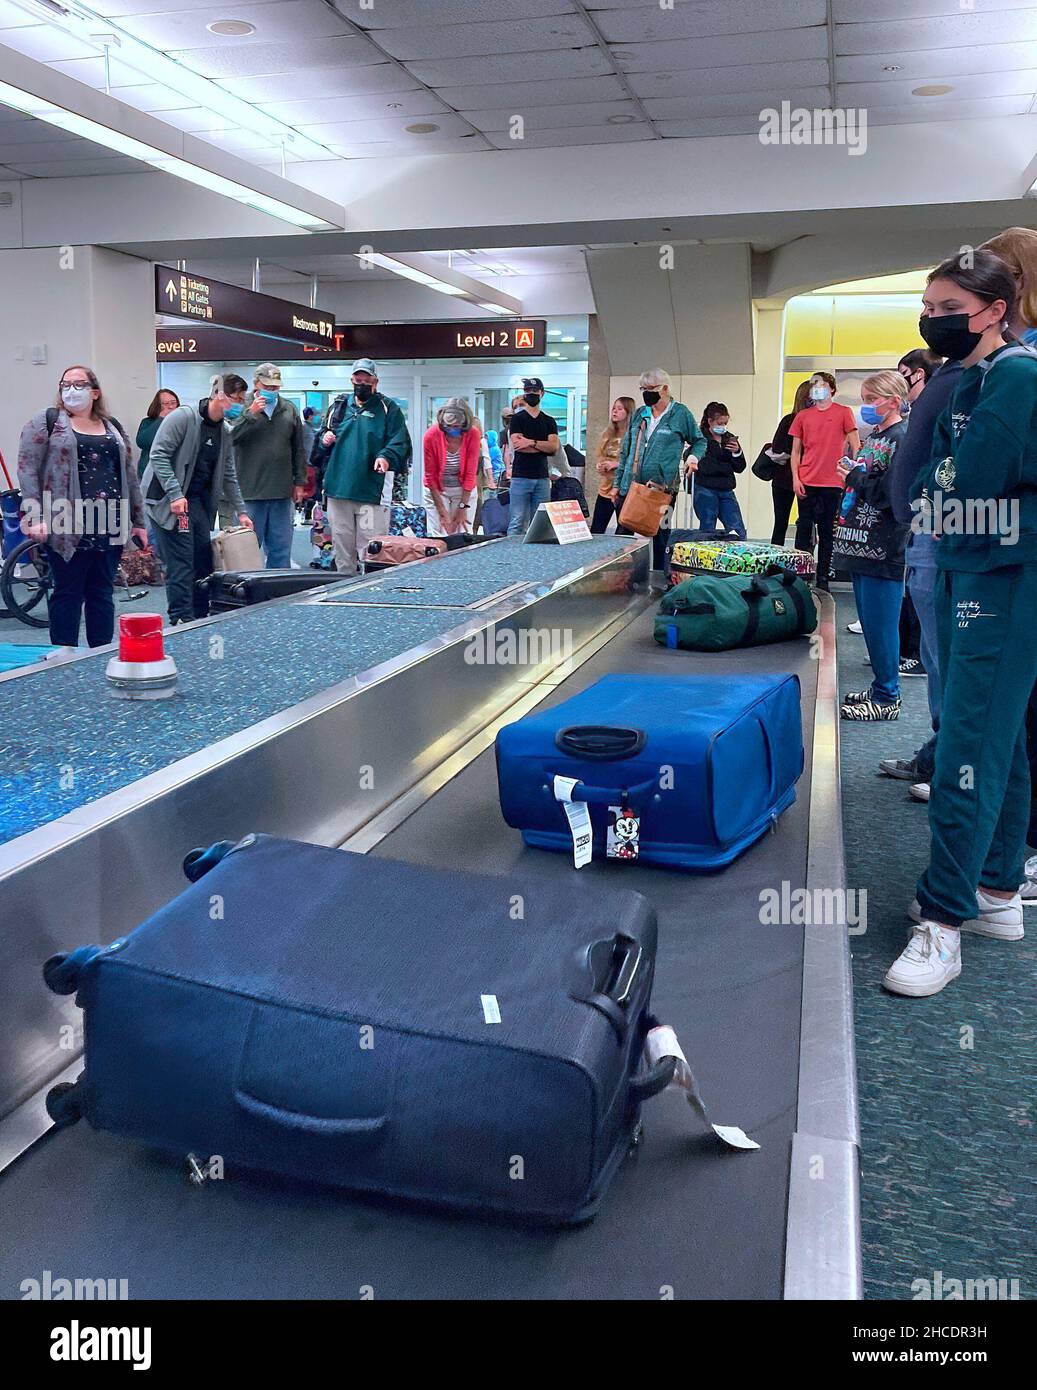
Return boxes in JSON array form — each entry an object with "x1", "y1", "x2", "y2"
[
  {"x1": 611, "y1": 368, "x2": 707, "y2": 568},
  {"x1": 885, "y1": 249, "x2": 1037, "y2": 998}
]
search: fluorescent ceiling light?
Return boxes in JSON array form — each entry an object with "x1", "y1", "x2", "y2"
[
  {"x1": 0, "y1": 76, "x2": 339, "y2": 228},
  {"x1": 7, "y1": 0, "x2": 336, "y2": 162},
  {"x1": 358, "y1": 251, "x2": 522, "y2": 316}
]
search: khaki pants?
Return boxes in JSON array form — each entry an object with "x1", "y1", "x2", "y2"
[{"x1": 327, "y1": 497, "x2": 387, "y2": 575}]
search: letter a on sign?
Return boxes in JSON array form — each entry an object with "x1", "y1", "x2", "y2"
[{"x1": 516, "y1": 328, "x2": 534, "y2": 349}]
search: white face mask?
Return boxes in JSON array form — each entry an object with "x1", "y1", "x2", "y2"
[{"x1": 61, "y1": 384, "x2": 93, "y2": 412}]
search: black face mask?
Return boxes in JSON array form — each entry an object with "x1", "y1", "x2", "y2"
[
  {"x1": 642, "y1": 389, "x2": 661, "y2": 407},
  {"x1": 523, "y1": 392, "x2": 541, "y2": 407},
  {"x1": 354, "y1": 382, "x2": 374, "y2": 402},
  {"x1": 918, "y1": 312, "x2": 985, "y2": 362}
]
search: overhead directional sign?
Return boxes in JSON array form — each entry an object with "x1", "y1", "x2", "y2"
[
  {"x1": 154, "y1": 266, "x2": 336, "y2": 348},
  {"x1": 155, "y1": 319, "x2": 549, "y2": 361}
]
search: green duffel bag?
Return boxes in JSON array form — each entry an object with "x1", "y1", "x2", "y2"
[{"x1": 654, "y1": 564, "x2": 817, "y2": 652}]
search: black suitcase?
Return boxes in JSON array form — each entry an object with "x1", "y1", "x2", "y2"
[
  {"x1": 44, "y1": 836, "x2": 674, "y2": 1225},
  {"x1": 201, "y1": 569, "x2": 347, "y2": 611},
  {"x1": 551, "y1": 475, "x2": 590, "y2": 518}
]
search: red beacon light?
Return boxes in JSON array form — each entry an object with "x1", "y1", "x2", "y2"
[{"x1": 105, "y1": 613, "x2": 178, "y2": 700}]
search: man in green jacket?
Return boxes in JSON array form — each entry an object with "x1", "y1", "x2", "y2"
[
  {"x1": 611, "y1": 367, "x2": 707, "y2": 568},
  {"x1": 320, "y1": 358, "x2": 412, "y2": 574},
  {"x1": 229, "y1": 363, "x2": 307, "y2": 568}
]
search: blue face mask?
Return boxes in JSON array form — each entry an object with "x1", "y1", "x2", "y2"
[
  {"x1": 859, "y1": 403, "x2": 882, "y2": 426},
  {"x1": 224, "y1": 403, "x2": 244, "y2": 420},
  {"x1": 259, "y1": 389, "x2": 278, "y2": 405},
  {"x1": 711, "y1": 422, "x2": 728, "y2": 434},
  {"x1": 810, "y1": 385, "x2": 830, "y2": 402},
  {"x1": 444, "y1": 426, "x2": 462, "y2": 437}
]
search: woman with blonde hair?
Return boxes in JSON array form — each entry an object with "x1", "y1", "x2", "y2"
[
  {"x1": 590, "y1": 396, "x2": 635, "y2": 533},
  {"x1": 981, "y1": 227, "x2": 1037, "y2": 343},
  {"x1": 833, "y1": 368, "x2": 910, "y2": 720}
]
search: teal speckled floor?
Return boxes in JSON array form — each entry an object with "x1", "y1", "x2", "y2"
[{"x1": 837, "y1": 593, "x2": 1036, "y2": 1301}]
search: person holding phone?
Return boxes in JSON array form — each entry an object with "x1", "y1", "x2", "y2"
[{"x1": 692, "y1": 401, "x2": 747, "y2": 538}]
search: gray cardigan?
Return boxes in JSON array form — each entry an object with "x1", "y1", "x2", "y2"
[
  {"x1": 17, "y1": 409, "x2": 144, "y2": 561},
  {"x1": 142, "y1": 402, "x2": 247, "y2": 531}
]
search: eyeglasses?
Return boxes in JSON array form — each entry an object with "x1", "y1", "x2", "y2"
[{"x1": 61, "y1": 380, "x2": 93, "y2": 390}]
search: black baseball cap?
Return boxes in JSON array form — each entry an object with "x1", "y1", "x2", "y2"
[{"x1": 522, "y1": 377, "x2": 545, "y2": 393}]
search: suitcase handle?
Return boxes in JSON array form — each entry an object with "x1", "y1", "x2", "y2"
[
  {"x1": 628, "y1": 1056, "x2": 677, "y2": 1104},
  {"x1": 555, "y1": 725, "x2": 646, "y2": 760},
  {"x1": 571, "y1": 934, "x2": 647, "y2": 1041},
  {"x1": 554, "y1": 774, "x2": 658, "y2": 808},
  {"x1": 234, "y1": 1088, "x2": 388, "y2": 1140}
]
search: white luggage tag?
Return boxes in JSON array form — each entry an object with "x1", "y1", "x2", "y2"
[
  {"x1": 644, "y1": 1024, "x2": 759, "y2": 1152},
  {"x1": 606, "y1": 805, "x2": 640, "y2": 861},
  {"x1": 553, "y1": 775, "x2": 593, "y2": 868},
  {"x1": 401, "y1": 526, "x2": 416, "y2": 538}
]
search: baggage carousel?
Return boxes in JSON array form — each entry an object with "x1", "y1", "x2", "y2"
[{"x1": 0, "y1": 536, "x2": 858, "y2": 1300}]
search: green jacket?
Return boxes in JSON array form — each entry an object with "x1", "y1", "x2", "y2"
[
  {"x1": 613, "y1": 401, "x2": 707, "y2": 497},
  {"x1": 229, "y1": 395, "x2": 307, "y2": 500},
  {"x1": 323, "y1": 392, "x2": 411, "y2": 505},
  {"x1": 919, "y1": 344, "x2": 1037, "y2": 572}
]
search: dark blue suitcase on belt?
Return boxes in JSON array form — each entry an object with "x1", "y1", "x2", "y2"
[
  {"x1": 43, "y1": 835, "x2": 671, "y2": 1225},
  {"x1": 496, "y1": 672, "x2": 803, "y2": 871}
]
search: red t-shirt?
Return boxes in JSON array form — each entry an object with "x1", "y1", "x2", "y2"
[{"x1": 789, "y1": 403, "x2": 857, "y2": 487}]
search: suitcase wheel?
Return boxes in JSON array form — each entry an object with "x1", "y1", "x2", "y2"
[
  {"x1": 182, "y1": 838, "x2": 240, "y2": 882},
  {"x1": 43, "y1": 945, "x2": 107, "y2": 995},
  {"x1": 46, "y1": 1081, "x2": 82, "y2": 1128}
]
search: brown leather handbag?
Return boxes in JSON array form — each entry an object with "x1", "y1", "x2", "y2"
[{"x1": 618, "y1": 418, "x2": 673, "y2": 538}]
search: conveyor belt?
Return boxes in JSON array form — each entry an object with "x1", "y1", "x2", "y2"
[{"x1": 0, "y1": 602, "x2": 832, "y2": 1301}]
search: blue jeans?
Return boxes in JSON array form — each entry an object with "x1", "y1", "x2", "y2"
[
  {"x1": 244, "y1": 498, "x2": 294, "y2": 569},
  {"x1": 852, "y1": 572, "x2": 903, "y2": 703},
  {"x1": 906, "y1": 533, "x2": 941, "y2": 730},
  {"x1": 507, "y1": 476, "x2": 551, "y2": 537},
  {"x1": 694, "y1": 485, "x2": 746, "y2": 539}
]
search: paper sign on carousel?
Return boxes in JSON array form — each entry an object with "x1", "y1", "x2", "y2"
[{"x1": 523, "y1": 500, "x2": 592, "y2": 545}]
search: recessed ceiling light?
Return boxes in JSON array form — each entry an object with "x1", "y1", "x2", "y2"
[
  {"x1": 386, "y1": 102, "x2": 403, "y2": 110},
  {"x1": 882, "y1": 64, "x2": 902, "y2": 73},
  {"x1": 607, "y1": 114, "x2": 638, "y2": 125},
  {"x1": 549, "y1": 351, "x2": 562, "y2": 358},
  {"x1": 406, "y1": 122, "x2": 441, "y2": 134},
  {"x1": 912, "y1": 84, "x2": 954, "y2": 97},
  {"x1": 207, "y1": 20, "x2": 256, "y2": 36},
  {"x1": 561, "y1": 335, "x2": 575, "y2": 342},
  {"x1": 548, "y1": 330, "x2": 562, "y2": 337}
]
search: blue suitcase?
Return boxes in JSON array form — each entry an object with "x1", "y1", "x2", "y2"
[
  {"x1": 480, "y1": 490, "x2": 509, "y2": 536},
  {"x1": 496, "y1": 672, "x2": 803, "y2": 871},
  {"x1": 388, "y1": 503, "x2": 428, "y2": 537},
  {"x1": 43, "y1": 835, "x2": 672, "y2": 1225}
]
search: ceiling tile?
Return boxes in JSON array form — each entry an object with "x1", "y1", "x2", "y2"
[
  {"x1": 627, "y1": 58, "x2": 831, "y2": 98},
  {"x1": 373, "y1": 14, "x2": 596, "y2": 61},
  {"x1": 349, "y1": 0, "x2": 577, "y2": 24},
  {"x1": 612, "y1": 27, "x2": 829, "y2": 73},
  {"x1": 121, "y1": 1, "x2": 355, "y2": 48},
  {"x1": 866, "y1": 94, "x2": 1035, "y2": 124},
  {"x1": 464, "y1": 100, "x2": 643, "y2": 133},
  {"x1": 643, "y1": 88, "x2": 834, "y2": 120},
  {"x1": 407, "y1": 47, "x2": 613, "y2": 86},
  {"x1": 836, "y1": 10, "x2": 1037, "y2": 56},
  {"x1": 260, "y1": 91, "x2": 451, "y2": 124},
  {"x1": 88, "y1": 0, "x2": 284, "y2": 14},
  {"x1": 832, "y1": 0, "x2": 1037, "y2": 18},
  {"x1": 483, "y1": 123, "x2": 655, "y2": 150},
  {"x1": 654, "y1": 115, "x2": 770, "y2": 139},
  {"x1": 837, "y1": 41, "x2": 1037, "y2": 82},
  {"x1": 293, "y1": 112, "x2": 477, "y2": 143},
  {"x1": 169, "y1": 34, "x2": 383, "y2": 78},
  {"x1": 594, "y1": 0, "x2": 827, "y2": 42},
  {"x1": 221, "y1": 62, "x2": 419, "y2": 101},
  {"x1": 434, "y1": 74, "x2": 628, "y2": 111},
  {"x1": 837, "y1": 68, "x2": 1037, "y2": 105},
  {"x1": 0, "y1": 23, "x2": 102, "y2": 62}
]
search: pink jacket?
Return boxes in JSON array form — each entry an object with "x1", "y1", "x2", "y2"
[{"x1": 423, "y1": 425, "x2": 480, "y2": 492}]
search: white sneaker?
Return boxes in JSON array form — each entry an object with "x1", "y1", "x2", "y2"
[
  {"x1": 1020, "y1": 855, "x2": 1037, "y2": 907},
  {"x1": 909, "y1": 781, "x2": 930, "y2": 802},
  {"x1": 42, "y1": 645, "x2": 78, "y2": 661},
  {"x1": 883, "y1": 923, "x2": 961, "y2": 997},
  {"x1": 846, "y1": 619, "x2": 862, "y2": 634},
  {"x1": 909, "y1": 890, "x2": 1024, "y2": 940}
]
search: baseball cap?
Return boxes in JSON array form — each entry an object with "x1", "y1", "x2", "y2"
[
  {"x1": 351, "y1": 358, "x2": 379, "y2": 377},
  {"x1": 255, "y1": 363, "x2": 282, "y2": 387},
  {"x1": 522, "y1": 376, "x2": 545, "y2": 393}
]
